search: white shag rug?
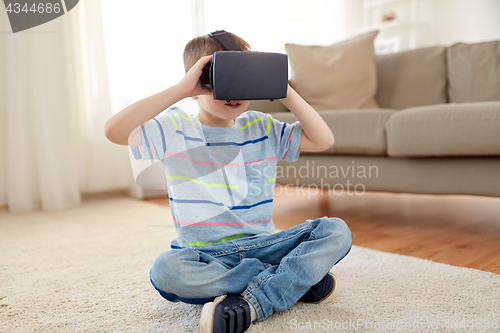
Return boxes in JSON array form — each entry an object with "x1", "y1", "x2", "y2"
[{"x1": 1, "y1": 195, "x2": 499, "y2": 333}]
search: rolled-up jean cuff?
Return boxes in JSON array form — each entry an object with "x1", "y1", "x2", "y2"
[{"x1": 242, "y1": 290, "x2": 264, "y2": 321}]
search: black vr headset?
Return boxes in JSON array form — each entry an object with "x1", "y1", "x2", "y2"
[{"x1": 199, "y1": 30, "x2": 288, "y2": 101}]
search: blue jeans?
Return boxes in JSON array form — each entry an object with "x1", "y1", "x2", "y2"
[{"x1": 149, "y1": 216, "x2": 352, "y2": 321}]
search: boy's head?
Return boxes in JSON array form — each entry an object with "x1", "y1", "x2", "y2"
[
  {"x1": 183, "y1": 32, "x2": 251, "y2": 73},
  {"x1": 183, "y1": 32, "x2": 252, "y2": 127}
]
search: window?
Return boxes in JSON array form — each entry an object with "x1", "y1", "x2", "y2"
[{"x1": 101, "y1": 0, "x2": 346, "y2": 115}]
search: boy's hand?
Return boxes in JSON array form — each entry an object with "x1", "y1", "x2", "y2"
[{"x1": 176, "y1": 55, "x2": 213, "y2": 98}]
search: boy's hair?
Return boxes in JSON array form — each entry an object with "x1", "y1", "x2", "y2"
[{"x1": 183, "y1": 32, "x2": 251, "y2": 73}]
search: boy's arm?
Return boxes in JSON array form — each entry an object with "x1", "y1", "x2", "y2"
[
  {"x1": 104, "y1": 55, "x2": 213, "y2": 146},
  {"x1": 279, "y1": 85, "x2": 334, "y2": 152}
]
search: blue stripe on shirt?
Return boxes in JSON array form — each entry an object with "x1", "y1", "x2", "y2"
[
  {"x1": 153, "y1": 117, "x2": 167, "y2": 153},
  {"x1": 207, "y1": 135, "x2": 269, "y2": 147},
  {"x1": 141, "y1": 126, "x2": 153, "y2": 157},
  {"x1": 280, "y1": 123, "x2": 286, "y2": 144},
  {"x1": 176, "y1": 130, "x2": 205, "y2": 143},
  {"x1": 230, "y1": 199, "x2": 273, "y2": 210}
]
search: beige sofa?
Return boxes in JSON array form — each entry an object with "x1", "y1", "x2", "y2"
[{"x1": 250, "y1": 39, "x2": 500, "y2": 197}]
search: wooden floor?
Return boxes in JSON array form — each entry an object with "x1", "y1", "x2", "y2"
[{"x1": 144, "y1": 188, "x2": 500, "y2": 274}]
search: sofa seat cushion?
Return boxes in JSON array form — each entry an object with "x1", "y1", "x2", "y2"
[
  {"x1": 386, "y1": 102, "x2": 500, "y2": 157},
  {"x1": 270, "y1": 109, "x2": 395, "y2": 156}
]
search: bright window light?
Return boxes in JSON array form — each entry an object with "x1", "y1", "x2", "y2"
[
  {"x1": 101, "y1": 0, "x2": 346, "y2": 115},
  {"x1": 101, "y1": 0, "x2": 194, "y2": 114},
  {"x1": 204, "y1": 0, "x2": 346, "y2": 53}
]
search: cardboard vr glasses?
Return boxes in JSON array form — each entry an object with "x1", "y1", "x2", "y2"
[{"x1": 198, "y1": 30, "x2": 288, "y2": 101}]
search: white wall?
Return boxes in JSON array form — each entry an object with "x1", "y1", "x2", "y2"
[
  {"x1": 345, "y1": 0, "x2": 500, "y2": 50},
  {"x1": 432, "y1": 0, "x2": 500, "y2": 46},
  {"x1": 344, "y1": 0, "x2": 363, "y2": 38}
]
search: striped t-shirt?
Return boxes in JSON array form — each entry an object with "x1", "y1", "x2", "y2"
[{"x1": 130, "y1": 106, "x2": 302, "y2": 248}]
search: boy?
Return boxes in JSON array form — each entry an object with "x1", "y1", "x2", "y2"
[{"x1": 104, "y1": 31, "x2": 352, "y2": 333}]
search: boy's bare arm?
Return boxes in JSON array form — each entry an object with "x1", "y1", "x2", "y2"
[
  {"x1": 104, "y1": 55, "x2": 213, "y2": 146},
  {"x1": 104, "y1": 85, "x2": 184, "y2": 146},
  {"x1": 280, "y1": 85, "x2": 334, "y2": 152}
]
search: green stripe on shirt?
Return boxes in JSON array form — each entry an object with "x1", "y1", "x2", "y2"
[
  {"x1": 166, "y1": 175, "x2": 240, "y2": 189},
  {"x1": 188, "y1": 230, "x2": 276, "y2": 247},
  {"x1": 266, "y1": 115, "x2": 272, "y2": 135},
  {"x1": 167, "y1": 114, "x2": 178, "y2": 130},
  {"x1": 240, "y1": 117, "x2": 264, "y2": 129}
]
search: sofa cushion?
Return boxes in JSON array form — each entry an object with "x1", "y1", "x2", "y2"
[
  {"x1": 285, "y1": 31, "x2": 380, "y2": 111},
  {"x1": 386, "y1": 102, "x2": 500, "y2": 157},
  {"x1": 248, "y1": 100, "x2": 289, "y2": 113},
  {"x1": 271, "y1": 109, "x2": 395, "y2": 156},
  {"x1": 447, "y1": 40, "x2": 500, "y2": 103},
  {"x1": 376, "y1": 46, "x2": 447, "y2": 110}
]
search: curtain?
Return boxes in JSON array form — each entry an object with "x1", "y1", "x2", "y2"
[{"x1": 0, "y1": 0, "x2": 133, "y2": 212}]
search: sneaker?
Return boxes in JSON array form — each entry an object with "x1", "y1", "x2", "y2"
[
  {"x1": 200, "y1": 294, "x2": 253, "y2": 333},
  {"x1": 299, "y1": 272, "x2": 340, "y2": 304}
]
